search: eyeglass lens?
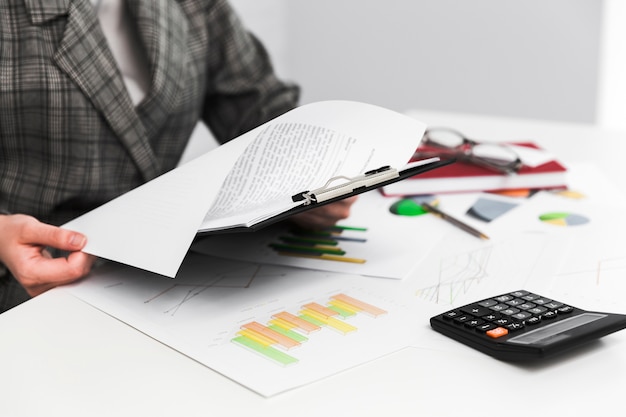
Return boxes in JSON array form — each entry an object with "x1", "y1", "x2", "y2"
[
  {"x1": 422, "y1": 128, "x2": 521, "y2": 173},
  {"x1": 425, "y1": 129, "x2": 467, "y2": 148}
]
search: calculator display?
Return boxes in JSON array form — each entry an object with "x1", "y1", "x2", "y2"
[{"x1": 508, "y1": 313, "x2": 606, "y2": 345}]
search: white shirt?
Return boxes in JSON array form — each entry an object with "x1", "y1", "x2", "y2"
[{"x1": 91, "y1": 0, "x2": 151, "y2": 106}]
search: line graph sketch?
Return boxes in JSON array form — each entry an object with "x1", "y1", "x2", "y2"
[
  {"x1": 411, "y1": 232, "x2": 560, "y2": 308},
  {"x1": 546, "y1": 253, "x2": 626, "y2": 312},
  {"x1": 554, "y1": 255, "x2": 626, "y2": 285},
  {"x1": 415, "y1": 246, "x2": 493, "y2": 305},
  {"x1": 595, "y1": 256, "x2": 626, "y2": 285},
  {"x1": 92, "y1": 256, "x2": 295, "y2": 317},
  {"x1": 141, "y1": 263, "x2": 288, "y2": 316}
]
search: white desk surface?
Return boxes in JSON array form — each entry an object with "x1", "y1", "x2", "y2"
[{"x1": 2, "y1": 110, "x2": 626, "y2": 417}]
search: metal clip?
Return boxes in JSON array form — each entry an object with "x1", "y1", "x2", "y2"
[{"x1": 292, "y1": 166, "x2": 399, "y2": 205}]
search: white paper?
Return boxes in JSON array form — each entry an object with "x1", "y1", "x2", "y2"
[
  {"x1": 62, "y1": 101, "x2": 426, "y2": 277},
  {"x1": 65, "y1": 253, "x2": 416, "y2": 397},
  {"x1": 62, "y1": 139, "x2": 248, "y2": 277}
]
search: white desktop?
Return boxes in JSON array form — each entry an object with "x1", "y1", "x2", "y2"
[{"x1": 2, "y1": 110, "x2": 626, "y2": 416}]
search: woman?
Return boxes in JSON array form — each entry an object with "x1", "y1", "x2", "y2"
[{"x1": 0, "y1": 0, "x2": 355, "y2": 312}]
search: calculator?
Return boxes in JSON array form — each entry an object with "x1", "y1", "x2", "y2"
[{"x1": 430, "y1": 290, "x2": 626, "y2": 361}]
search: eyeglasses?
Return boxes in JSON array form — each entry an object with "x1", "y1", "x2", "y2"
[{"x1": 416, "y1": 128, "x2": 523, "y2": 174}]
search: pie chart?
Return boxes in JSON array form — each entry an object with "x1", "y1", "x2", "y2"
[
  {"x1": 539, "y1": 212, "x2": 589, "y2": 226},
  {"x1": 389, "y1": 196, "x2": 437, "y2": 216}
]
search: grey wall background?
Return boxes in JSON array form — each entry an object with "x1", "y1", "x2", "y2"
[{"x1": 230, "y1": 1, "x2": 603, "y2": 124}]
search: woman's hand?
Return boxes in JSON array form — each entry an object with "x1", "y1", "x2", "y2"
[
  {"x1": 288, "y1": 196, "x2": 358, "y2": 230},
  {"x1": 0, "y1": 214, "x2": 96, "y2": 296}
]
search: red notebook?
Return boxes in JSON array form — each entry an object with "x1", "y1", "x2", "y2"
[{"x1": 381, "y1": 142, "x2": 568, "y2": 196}]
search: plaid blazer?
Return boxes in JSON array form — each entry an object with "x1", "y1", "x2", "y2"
[{"x1": 0, "y1": 0, "x2": 299, "y2": 226}]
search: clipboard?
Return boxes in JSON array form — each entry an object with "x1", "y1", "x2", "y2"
[{"x1": 196, "y1": 157, "x2": 455, "y2": 236}]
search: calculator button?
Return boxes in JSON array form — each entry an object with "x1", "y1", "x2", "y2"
[
  {"x1": 442, "y1": 311, "x2": 462, "y2": 320},
  {"x1": 476, "y1": 323, "x2": 498, "y2": 332},
  {"x1": 506, "y1": 322, "x2": 525, "y2": 332},
  {"x1": 533, "y1": 298, "x2": 552, "y2": 305},
  {"x1": 454, "y1": 315, "x2": 474, "y2": 324},
  {"x1": 521, "y1": 293, "x2": 540, "y2": 301},
  {"x1": 462, "y1": 306, "x2": 493, "y2": 317},
  {"x1": 501, "y1": 308, "x2": 521, "y2": 316},
  {"x1": 494, "y1": 317, "x2": 511, "y2": 326},
  {"x1": 512, "y1": 311, "x2": 533, "y2": 321},
  {"x1": 478, "y1": 299, "x2": 498, "y2": 308},
  {"x1": 490, "y1": 304, "x2": 509, "y2": 312},
  {"x1": 486, "y1": 327, "x2": 509, "y2": 339},
  {"x1": 558, "y1": 305, "x2": 574, "y2": 314},
  {"x1": 510, "y1": 291, "x2": 529, "y2": 297},
  {"x1": 525, "y1": 316, "x2": 542, "y2": 326},
  {"x1": 464, "y1": 319, "x2": 484, "y2": 328},
  {"x1": 544, "y1": 301, "x2": 563, "y2": 309},
  {"x1": 528, "y1": 307, "x2": 548, "y2": 315},
  {"x1": 495, "y1": 295, "x2": 514, "y2": 302},
  {"x1": 542, "y1": 311, "x2": 558, "y2": 320},
  {"x1": 482, "y1": 313, "x2": 500, "y2": 321},
  {"x1": 518, "y1": 303, "x2": 536, "y2": 310},
  {"x1": 506, "y1": 298, "x2": 525, "y2": 307}
]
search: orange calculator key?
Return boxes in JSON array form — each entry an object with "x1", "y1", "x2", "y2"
[{"x1": 486, "y1": 327, "x2": 509, "y2": 339}]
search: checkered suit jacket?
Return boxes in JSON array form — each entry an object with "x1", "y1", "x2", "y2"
[{"x1": 0, "y1": 0, "x2": 299, "y2": 226}]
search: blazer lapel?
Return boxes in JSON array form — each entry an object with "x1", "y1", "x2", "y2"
[
  {"x1": 46, "y1": 0, "x2": 162, "y2": 181},
  {"x1": 128, "y1": 0, "x2": 188, "y2": 139},
  {"x1": 23, "y1": 0, "x2": 70, "y2": 23}
]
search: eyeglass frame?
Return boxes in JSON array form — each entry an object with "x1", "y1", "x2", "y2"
[{"x1": 417, "y1": 127, "x2": 523, "y2": 174}]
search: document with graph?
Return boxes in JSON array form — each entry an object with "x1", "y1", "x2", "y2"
[{"x1": 64, "y1": 253, "x2": 417, "y2": 397}]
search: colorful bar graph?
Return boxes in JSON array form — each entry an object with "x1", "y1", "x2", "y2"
[
  {"x1": 331, "y1": 293, "x2": 388, "y2": 317},
  {"x1": 276, "y1": 251, "x2": 367, "y2": 264},
  {"x1": 269, "y1": 243, "x2": 346, "y2": 256},
  {"x1": 279, "y1": 236, "x2": 339, "y2": 246},
  {"x1": 268, "y1": 317, "x2": 298, "y2": 331},
  {"x1": 329, "y1": 225, "x2": 368, "y2": 232},
  {"x1": 232, "y1": 336, "x2": 299, "y2": 366},
  {"x1": 326, "y1": 303, "x2": 357, "y2": 318},
  {"x1": 237, "y1": 328, "x2": 275, "y2": 347},
  {"x1": 290, "y1": 229, "x2": 368, "y2": 243},
  {"x1": 267, "y1": 324, "x2": 309, "y2": 343},
  {"x1": 302, "y1": 302, "x2": 339, "y2": 318},
  {"x1": 272, "y1": 311, "x2": 321, "y2": 334},
  {"x1": 232, "y1": 293, "x2": 386, "y2": 365},
  {"x1": 299, "y1": 308, "x2": 357, "y2": 335},
  {"x1": 241, "y1": 322, "x2": 301, "y2": 350},
  {"x1": 270, "y1": 226, "x2": 368, "y2": 264}
]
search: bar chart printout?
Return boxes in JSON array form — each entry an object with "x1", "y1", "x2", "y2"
[
  {"x1": 268, "y1": 225, "x2": 368, "y2": 265},
  {"x1": 232, "y1": 293, "x2": 387, "y2": 366}
]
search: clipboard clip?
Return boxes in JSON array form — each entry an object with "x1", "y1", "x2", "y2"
[{"x1": 292, "y1": 165, "x2": 399, "y2": 205}]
